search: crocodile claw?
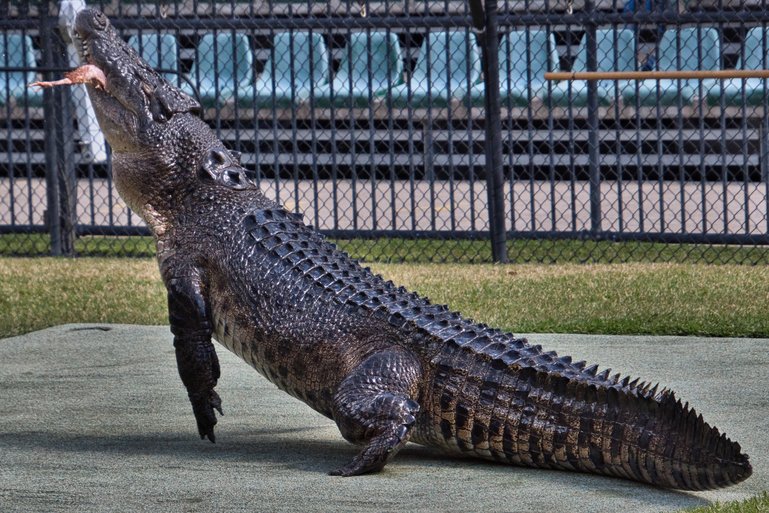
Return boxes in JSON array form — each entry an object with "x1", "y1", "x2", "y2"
[
  {"x1": 190, "y1": 389, "x2": 223, "y2": 443},
  {"x1": 327, "y1": 430, "x2": 401, "y2": 477}
]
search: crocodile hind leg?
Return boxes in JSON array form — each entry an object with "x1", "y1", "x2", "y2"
[{"x1": 330, "y1": 348, "x2": 422, "y2": 476}]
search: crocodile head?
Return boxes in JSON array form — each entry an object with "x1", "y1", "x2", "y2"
[
  {"x1": 73, "y1": 9, "x2": 244, "y2": 234},
  {"x1": 74, "y1": 9, "x2": 201, "y2": 153}
]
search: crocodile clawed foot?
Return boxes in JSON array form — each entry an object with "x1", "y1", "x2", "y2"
[
  {"x1": 328, "y1": 453, "x2": 384, "y2": 477},
  {"x1": 329, "y1": 425, "x2": 410, "y2": 476},
  {"x1": 190, "y1": 389, "x2": 224, "y2": 443},
  {"x1": 330, "y1": 348, "x2": 422, "y2": 476}
]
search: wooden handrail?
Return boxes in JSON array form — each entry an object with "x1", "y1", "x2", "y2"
[{"x1": 544, "y1": 69, "x2": 769, "y2": 81}]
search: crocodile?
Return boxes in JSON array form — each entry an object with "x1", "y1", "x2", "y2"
[{"x1": 42, "y1": 8, "x2": 752, "y2": 489}]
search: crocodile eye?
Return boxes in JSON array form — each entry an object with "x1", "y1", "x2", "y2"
[{"x1": 212, "y1": 149, "x2": 228, "y2": 165}]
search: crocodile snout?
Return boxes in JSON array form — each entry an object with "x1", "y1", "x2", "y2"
[{"x1": 74, "y1": 8, "x2": 109, "y2": 39}]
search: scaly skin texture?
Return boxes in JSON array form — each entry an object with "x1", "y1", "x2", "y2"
[{"x1": 69, "y1": 9, "x2": 751, "y2": 489}]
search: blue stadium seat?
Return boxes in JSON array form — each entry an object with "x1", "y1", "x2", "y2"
[
  {"x1": 622, "y1": 27, "x2": 721, "y2": 106},
  {"x1": 183, "y1": 32, "x2": 254, "y2": 108},
  {"x1": 314, "y1": 31, "x2": 403, "y2": 108},
  {"x1": 706, "y1": 27, "x2": 769, "y2": 106},
  {"x1": 252, "y1": 31, "x2": 330, "y2": 108},
  {"x1": 0, "y1": 34, "x2": 43, "y2": 107},
  {"x1": 388, "y1": 30, "x2": 481, "y2": 108},
  {"x1": 548, "y1": 28, "x2": 636, "y2": 107},
  {"x1": 467, "y1": 29, "x2": 559, "y2": 107},
  {"x1": 128, "y1": 33, "x2": 179, "y2": 84}
]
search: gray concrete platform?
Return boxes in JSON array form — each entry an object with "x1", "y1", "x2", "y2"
[{"x1": 1, "y1": 324, "x2": 766, "y2": 513}]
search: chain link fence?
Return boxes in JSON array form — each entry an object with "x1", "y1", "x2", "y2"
[{"x1": 2, "y1": 0, "x2": 769, "y2": 263}]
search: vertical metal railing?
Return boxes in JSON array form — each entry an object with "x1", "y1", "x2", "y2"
[
  {"x1": 472, "y1": 0, "x2": 508, "y2": 262},
  {"x1": 585, "y1": 0, "x2": 602, "y2": 235},
  {"x1": 40, "y1": 2, "x2": 76, "y2": 256}
]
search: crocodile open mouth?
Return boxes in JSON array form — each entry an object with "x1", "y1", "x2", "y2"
[{"x1": 30, "y1": 23, "x2": 111, "y2": 94}]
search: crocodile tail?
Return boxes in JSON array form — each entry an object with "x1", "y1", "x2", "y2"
[
  {"x1": 547, "y1": 375, "x2": 753, "y2": 490},
  {"x1": 429, "y1": 364, "x2": 752, "y2": 490},
  {"x1": 626, "y1": 385, "x2": 752, "y2": 490}
]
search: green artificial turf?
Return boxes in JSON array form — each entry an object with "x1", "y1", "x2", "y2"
[{"x1": 2, "y1": 258, "x2": 768, "y2": 340}]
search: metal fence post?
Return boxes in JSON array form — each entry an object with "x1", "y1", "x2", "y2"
[
  {"x1": 762, "y1": 114, "x2": 769, "y2": 236},
  {"x1": 41, "y1": 1, "x2": 77, "y2": 256},
  {"x1": 585, "y1": 0, "x2": 602, "y2": 235},
  {"x1": 472, "y1": 0, "x2": 508, "y2": 263},
  {"x1": 762, "y1": 115, "x2": 769, "y2": 184}
]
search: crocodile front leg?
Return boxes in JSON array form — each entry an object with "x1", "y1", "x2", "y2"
[
  {"x1": 162, "y1": 262, "x2": 223, "y2": 442},
  {"x1": 330, "y1": 348, "x2": 422, "y2": 476}
]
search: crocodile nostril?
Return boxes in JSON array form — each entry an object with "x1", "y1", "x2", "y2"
[{"x1": 93, "y1": 11, "x2": 108, "y2": 29}]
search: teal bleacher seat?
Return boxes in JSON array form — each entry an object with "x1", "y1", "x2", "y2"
[
  {"x1": 314, "y1": 31, "x2": 403, "y2": 108},
  {"x1": 467, "y1": 29, "x2": 559, "y2": 107},
  {"x1": 252, "y1": 31, "x2": 329, "y2": 108},
  {"x1": 548, "y1": 28, "x2": 636, "y2": 107},
  {"x1": 388, "y1": 30, "x2": 481, "y2": 108},
  {"x1": 0, "y1": 34, "x2": 43, "y2": 107},
  {"x1": 706, "y1": 27, "x2": 769, "y2": 106},
  {"x1": 128, "y1": 33, "x2": 179, "y2": 84},
  {"x1": 183, "y1": 32, "x2": 254, "y2": 108},
  {"x1": 622, "y1": 27, "x2": 720, "y2": 106}
]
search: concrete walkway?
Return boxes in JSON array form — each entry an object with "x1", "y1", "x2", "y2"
[{"x1": 1, "y1": 325, "x2": 766, "y2": 513}]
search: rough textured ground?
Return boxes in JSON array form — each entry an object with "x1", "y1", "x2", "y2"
[{"x1": 1, "y1": 324, "x2": 766, "y2": 513}]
